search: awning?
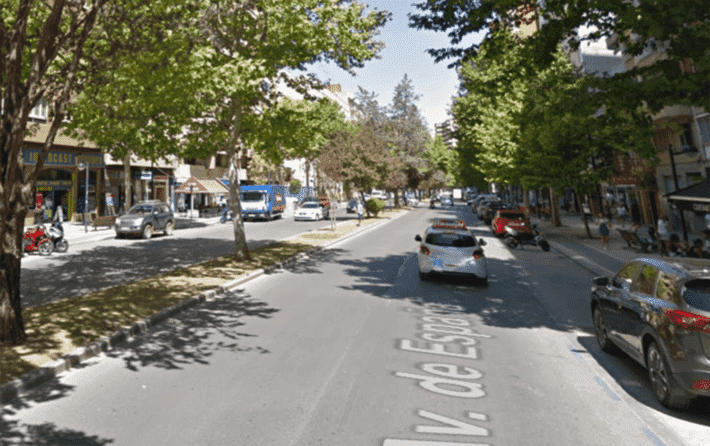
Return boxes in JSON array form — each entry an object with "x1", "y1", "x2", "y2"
[
  {"x1": 175, "y1": 176, "x2": 229, "y2": 195},
  {"x1": 665, "y1": 179, "x2": 710, "y2": 212}
]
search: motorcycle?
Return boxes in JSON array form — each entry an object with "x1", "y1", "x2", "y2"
[
  {"x1": 219, "y1": 208, "x2": 234, "y2": 223},
  {"x1": 22, "y1": 224, "x2": 54, "y2": 256},
  {"x1": 48, "y1": 221, "x2": 69, "y2": 253},
  {"x1": 429, "y1": 200, "x2": 436, "y2": 209},
  {"x1": 503, "y1": 222, "x2": 550, "y2": 251}
]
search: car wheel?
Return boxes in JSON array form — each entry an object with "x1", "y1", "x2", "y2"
[
  {"x1": 142, "y1": 224, "x2": 153, "y2": 240},
  {"x1": 38, "y1": 240, "x2": 54, "y2": 256},
  {"x1": 646, "y1": 341, "x2": 692, "y2": 409},
  {"x1": 593, "y1": 307, "x2": 617, "y2": 353},
  {"x1": 265, "y1": 211, "x2": 272, "y2": 221},
  {"x1": 504, "y1": 236, "x2": 518, "y2": 249},
  {"x1": 164, "y1": 221, "x2": 174, "y2": 236},
  {"x1": 419, "y1": 271, "x2": 429, "y2": 281},
  {"x1": 115, "y1": 232, "x2": 124, "y2": 239},
  {"x1": 539, "y1": 240, "x2": 551, "y2": 251},
  {"x1": 478, "y1": 277, "x2": 488, "y2": 287}
]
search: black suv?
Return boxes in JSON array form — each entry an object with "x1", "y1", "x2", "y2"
[
  {"x1": 115, "y1": 201, "x2": 175, "y2": 239},
  {"x1": 590, "y1": 258, "x2": 710, "y2": 408}
]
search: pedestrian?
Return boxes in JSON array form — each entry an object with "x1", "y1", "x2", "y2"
[
  {"x1": 704, "y1": 213, "x2": 710, "y2": 231},
  {"x1": 52, "y1": 203, "x2": 65, "y2": 223},
  {"x1": 657, "y1": 217, "x2": 671, "y2": 255},
  {"x1": 356, "y1": 199, "x2": 364, "y2": 226},
  {"x1": 598, "y1": 213, "x2": 610, "y2": 249},
  {"x1": 616, "y1": 203, "x2": 629, "y2": 228},
  {"x1": 703, "y1": 229, "x2": 710, "y2": 257}
]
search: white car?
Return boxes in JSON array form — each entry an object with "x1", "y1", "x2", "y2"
[
  {"x1": 414, "y1": 218, "x2": 488, "y2": 285},
  {"x1": 294, "y1": 202, "x2": 324, "y2": 221}
]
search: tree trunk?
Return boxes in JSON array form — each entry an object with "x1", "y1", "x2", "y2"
[
  {"x1": 227, "y1": 97, "x2": 251, "y2": 262},
  {"x1": 123, "y1": 151, "x2": 132, "y2": 212},
  {"x1": 1, "y1": 214, "x2": 28, "y2": 344},
  {"x1": 522, "y1": 186, "x2": 531, "y2": 216},
  {"x1": 550, "y1": 187, "x2": 561, "y2": 227},
  {"x1": 575, "y1": 189, "x2": 593, "y2": 239}
]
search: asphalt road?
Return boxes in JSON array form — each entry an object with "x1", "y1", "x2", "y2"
[
  {"x1": 19, "y1": 206, "x2": 357, "y2": 308},
  {"x1": 3, "y1": 204, "x2": 710, "y2": 445}
]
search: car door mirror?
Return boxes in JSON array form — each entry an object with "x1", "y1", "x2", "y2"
[
  {"x1": 478, "y1": 239, "x2": 487, "y2": 246},
  {"x1": 592, "y1": 276, "x2": 609, "y2": 287},
  {"x1": 415, "y1": 235, "x2": 422, "y2": 242}
]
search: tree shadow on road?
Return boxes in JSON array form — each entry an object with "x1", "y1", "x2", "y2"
[
  {"x1": 106, "y1": 288, "x2": 279, "y2": 372},
  {"x1": 0, "y1": 412, "x2": 114, "y2": 446}
]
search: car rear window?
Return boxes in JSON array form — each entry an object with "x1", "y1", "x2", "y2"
[
  {"x1": 425, "y1": 233, "x2": 477, "y2": 247},
  {"x1": 682, "y1": 280, "x2": 710, "y2": 312},
  {"x1": 501, "y1": 213, "x2": 525, "y2": 220}
]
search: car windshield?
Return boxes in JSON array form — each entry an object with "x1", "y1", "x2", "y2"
[
  {"x1": 425, "y1": 233, "x2": 477, "y2": 248},
  {"x1": 302, "y1": 203, "x2": 319, "y2": 209},
  {"x1": 127, "y1": 205, "x2": 153, "y2": 215},
  {"x1": 241, "y1": 192, "x2": 265, "y2": 202},
  {"x1": 682, "y1": 280, "x2": 710, "y2": 312}
]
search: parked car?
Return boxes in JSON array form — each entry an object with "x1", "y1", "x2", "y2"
[
  {"x1": 491, "y1": 209, "x2": 529, "y2": 236},
  {"x1": 414, "y1": 218, "x2": 488, "y2": 285},
  {"x1": 301, "y1": 196, "x2": 330, "y2": 218},
  {"x1": 346, "y1": 199, "x2": 359, "y2": 213},
  {"x1": 590, "y1": 258, "x2": 710, "y2": 409},
  {"x1": 294, "y1": 202, "x2": 324, "y2": 221},
  {"x1": 115, "y1": 201, "x2": 174, "y2": 239},
  {"x1": 441, "y1": 196, "x2": 454, "y2": 206},
  {"x1": 479, "y1": 201, "x2": 509, "y2": 224}
]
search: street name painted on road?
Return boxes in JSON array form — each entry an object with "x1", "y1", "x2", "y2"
[{"x1": 384, "y1": 303, "x2": 493, "y2": 446}]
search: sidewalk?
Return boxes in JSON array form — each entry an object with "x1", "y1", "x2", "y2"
[
  {"x1": 528, "y1": 211, "x2": 705, "y2": 274},
  {"x1": 56, "y1": 216, "x2": 223, "y2": 245}
]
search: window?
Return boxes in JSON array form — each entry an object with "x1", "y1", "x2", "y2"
[
  {"x1": 697, "y1": 116, "x2": 710, "y2": 146},
  {"x1": 635, "y1": 265, "x2": 659, "y2": 295},
  {"x1": 425, "y1": 233, "x2": 477, "y2": 248},
  {"x1": 28, "y1": 98, "x2": 48, "y2": 121},
  {"x1": 683, "y1": 280, "x2": 710, "y2": 312},
  {"x1": 656, "y1": 271, "x2": 680, "y2": 303},
  {"x1": 613, "y1": 263, "x2": 640, "y2": 290},
  {"x1": 679, "y1": 123, "x2": 694, "y2": 150}
]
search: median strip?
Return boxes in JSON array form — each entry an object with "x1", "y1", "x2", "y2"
[{"x1": 0, "y1": 207, "x2": 410, "y2": 403}]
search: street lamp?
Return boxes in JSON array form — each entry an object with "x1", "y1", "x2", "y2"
[
  {"x1": 188, "y1": 183, "x2": 195, "y2": 219},
  {"x1": 77, "y1": 160, "x2": 89, "y2": 233},
  {"x1": 668, "y1": 144, "x2": 698, "y2": 243}
]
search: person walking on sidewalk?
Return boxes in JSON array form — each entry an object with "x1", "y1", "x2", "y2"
[
  {"x1": 616, "y1": 203, "x2": 629, "y2": 228},
  {"x1": 356, "y1": 200, "x2": 364, "y2": 226},
  {"x1": 597, "y1": 213, "x2": 610, "y2": 249}
]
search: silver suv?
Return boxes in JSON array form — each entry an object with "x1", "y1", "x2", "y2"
[{"x1": 115, "y1": 201, "x2": 175, "y2": 239}]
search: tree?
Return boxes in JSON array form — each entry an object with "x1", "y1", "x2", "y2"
[
  {"x1": 1, "y1": 0, "x2": 109, "y2": 344},
  {"x1": 70, "y1": 1, "x2": 389, "y2": 263},
  {"x1": 410, "y1": 0, "x2": 710, "y2": 116},
  {"x1": 319, "y1": 124, "x2": 398, "y2": 205},
  {"x1": 424, "y1": 135, "x2": 457, "y2": 187}
]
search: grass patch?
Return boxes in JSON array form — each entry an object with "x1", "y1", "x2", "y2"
[{"x1": 0, "y1": 209, "x2": 408, "y2": 388}]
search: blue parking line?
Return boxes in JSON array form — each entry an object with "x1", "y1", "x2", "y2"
[
  {"x1": 594, "y1": 376, "x2": 620, "y2": 400},
  {"x1": 569, "y1": 344, "x2": 584, "y2": 361},
  {"x1": 641, "y1": 426, "x2": 668, "y2": 446}
]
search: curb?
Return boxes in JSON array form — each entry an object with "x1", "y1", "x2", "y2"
[{"x1": 1, "y1": 209, "x2": 409, "y2": 405}]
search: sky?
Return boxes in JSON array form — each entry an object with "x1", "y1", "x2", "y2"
[{"x1": 305, "y1": 1, "x2": 487, "y2": 136}]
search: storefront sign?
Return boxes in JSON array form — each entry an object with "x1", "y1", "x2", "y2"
[
  {"x1": 76, "y1": 153, "x2": 105, "y2": 168},
  {"x1": 24, "y1": 149, "x2": 75, "y2": 167},
  {"x1": 692, "y1": 203, "x2": 710, "y2": 213},
  {"x1": 35, "y1": 180, "x2": 72, "y2": 188},
  {"x1": 140, "y1": 170, "x2": 153, "y2": 181}
]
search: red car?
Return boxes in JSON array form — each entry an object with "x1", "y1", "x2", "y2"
[{"x1": 491, "y1": 209, "x2": 529, "y2": 236}]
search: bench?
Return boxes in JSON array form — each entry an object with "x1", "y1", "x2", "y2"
[
  {"x1": 617, "y1": 228, "x2": 654, "y2": 253},
  {"x1": 91, "y1": 215, "x2": 117, "y2": 230}
]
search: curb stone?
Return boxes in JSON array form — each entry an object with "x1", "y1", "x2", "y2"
[{"x1": 1, "y1": 210, "x2": 407, "y2": 405}]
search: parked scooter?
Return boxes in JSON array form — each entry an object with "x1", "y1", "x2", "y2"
[
  {"x1": 48, "y1": 221, "x2": 69, "y2": 253},
  {"x1": 219, "y1": 208, "x2": 234, "y2": 223},
  {"x1": 429, "y1": 200, "x2": 436, "y2": 209},
  {"x1": 503, "y1": 222, "x2": 550, "y2": 251}
]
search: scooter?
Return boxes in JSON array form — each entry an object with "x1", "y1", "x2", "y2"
[
  {"x1": 503, "y1": 222, "x2": 550, "y2": 251},
  {"x1": 48, "y1": 221, "x2": 69, "y2": 253},
  {"x1": 429, "y1": 200, "x2": 436, "y2": 209},
  {"x1": 219, "y1": 208, "x2": 234, "y2": 223}
]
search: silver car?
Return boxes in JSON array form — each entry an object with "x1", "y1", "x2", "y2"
[
  {"x1": 115, "y1": 201, "x2": 174, "y2": 239},
  {"x1": 415, "y1": 218, "x2": 488, "y2": 285}
]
